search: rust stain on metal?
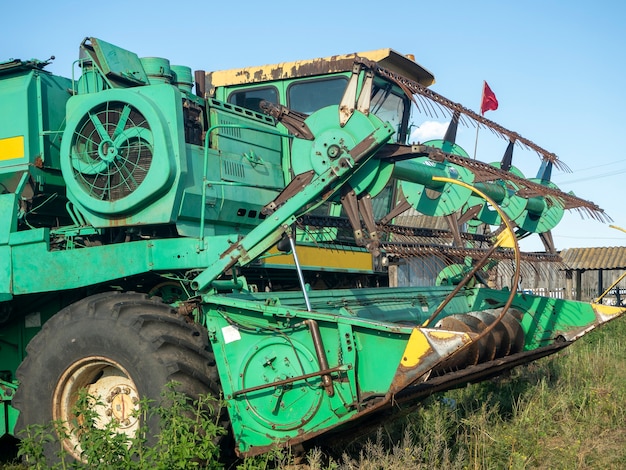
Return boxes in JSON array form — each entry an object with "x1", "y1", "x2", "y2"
[
  {"x1": 349, "y1": 134, "x2": 378, "y2": 162},
  {"x1": 205, "y1": 49, "x2": 434, "y2": 90}
]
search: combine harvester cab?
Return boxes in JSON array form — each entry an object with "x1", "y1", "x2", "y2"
[{"x1": 0, "y1": 37, "x2": 624, "y2": 461}]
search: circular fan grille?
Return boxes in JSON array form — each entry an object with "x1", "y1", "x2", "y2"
[{"x1": 71, "y1": 101, "x2": 153, "y2": 202}]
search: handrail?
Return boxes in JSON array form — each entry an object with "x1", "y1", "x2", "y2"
[{"x1": 199, "y1": 124, "x2": 293, "y2": 243}]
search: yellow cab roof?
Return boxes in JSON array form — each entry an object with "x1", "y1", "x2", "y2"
[{"x1": 205, "y1": 48, "x2": 435, "y2": 95}]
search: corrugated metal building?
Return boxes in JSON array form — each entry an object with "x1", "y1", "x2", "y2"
[
  {"x1": 559, "y1": 246, "x2": 626, "y2": 303},
  {"x1": 384, "y1": 209, "x2": 626, "y2": 303},
  {"x1": 493, "y1": 246, "x2": 626, "y2": 303}
]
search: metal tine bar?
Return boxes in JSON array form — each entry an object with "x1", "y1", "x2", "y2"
[{"x1": 355, "y1": 56, "x2": 569, "y2": 172}]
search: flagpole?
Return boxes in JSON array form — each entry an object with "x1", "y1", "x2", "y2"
[
  {"x1": 472, "y1": 120, "x2": 480, "y2": 160},
  {"x1": 473, "y1": 80, "x2": 485, "y2": 159}
]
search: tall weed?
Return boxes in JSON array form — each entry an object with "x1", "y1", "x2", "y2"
[{"x1": 17, "y1": 383, "x2": 225, "y2": 469}]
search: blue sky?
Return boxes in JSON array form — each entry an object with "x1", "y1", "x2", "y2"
[{"x1": 4, "y1": 1, "x2": 626, "y2": 251}]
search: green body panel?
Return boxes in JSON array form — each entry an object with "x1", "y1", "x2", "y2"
[
  {"x1": 0, "y1": 193, "x2": 18, "y2": 243},
  {"x1": 1, "y1": 380, "x2": 18, "y2": 438},
  {"x1": 202, "y1": 292, "x2": 415, "y2": 454},
  {"x1": 84, "y1": 37, "x2": 150, "y2": 87},
  {"x1": 0, "y1": 67, "x2": 70, "y2": 175},
  {"x1": 470, "y1": 287, "x2": 599, "y2": 349},
  {"x1": 210, "y1": 102, "x2": 284, "y2": 191},
  {"x1": 9, "y1": 234, "x2": 229, "y2": 295}
]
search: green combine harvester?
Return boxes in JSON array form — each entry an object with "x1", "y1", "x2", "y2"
[{"x1": 0, "y1": 37, "x2": 622, "y2": 460}]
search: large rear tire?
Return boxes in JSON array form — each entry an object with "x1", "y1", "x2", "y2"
[{"x1": 13, "y1": 291, "x2": 222, "y2": 462}]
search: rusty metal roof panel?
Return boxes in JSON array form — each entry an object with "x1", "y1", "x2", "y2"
[
  {"x1": 206, "y1": 48, "x2": 435, "y2": 93},
  {"x1": 560, "y1": 246, "x2": 626, "y2": 270}
]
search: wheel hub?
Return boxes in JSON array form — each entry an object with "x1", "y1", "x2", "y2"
[
  {"x1": 53, "y1": 356, "x2": 140, "y2": 460},
  {"x1": 93, "y1": 379, "x2": 140, "y2": 429}
]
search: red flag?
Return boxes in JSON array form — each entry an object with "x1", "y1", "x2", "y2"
[{"x1": 480, "y1": 81, "x2": 498, "y2": 115}]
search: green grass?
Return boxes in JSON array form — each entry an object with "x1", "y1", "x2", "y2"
[
  {"x1": 316, "y1": 314, "x2": 626, "y2": 470},
  {"x1": 4, "y1": 315, "x2": 626, "y2": 469}
]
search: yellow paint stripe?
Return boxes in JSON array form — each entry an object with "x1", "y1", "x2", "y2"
[
  {"x1": 0, "y1": 136, "x2": 25, "y2": 161},
  {"x1": 401, "y1": 329, "x2": 431, "y2": 368},
  {"x1": 592, "y1": 303, "x2": 626, "y2": 318},
  {"x1": 263, "y1": 246, "x2": 373, "y2": 271},
  {"x1": 495, "y1": 229, "x2": 516, "y2": 249}
]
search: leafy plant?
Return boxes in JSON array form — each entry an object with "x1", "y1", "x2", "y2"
[{"x1": 17, "y1": 383, "x2": 225, "y2": 469}]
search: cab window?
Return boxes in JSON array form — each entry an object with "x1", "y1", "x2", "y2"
[
  {"x1": 287, "y1": 77, "x2": 348, "y2": 115},
  {"x1": 228, "y1": 87, "x2": 278, "y2": 113},
  {"x1": 371, "y1": 83, "x2": 408, "y2": 143}
]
